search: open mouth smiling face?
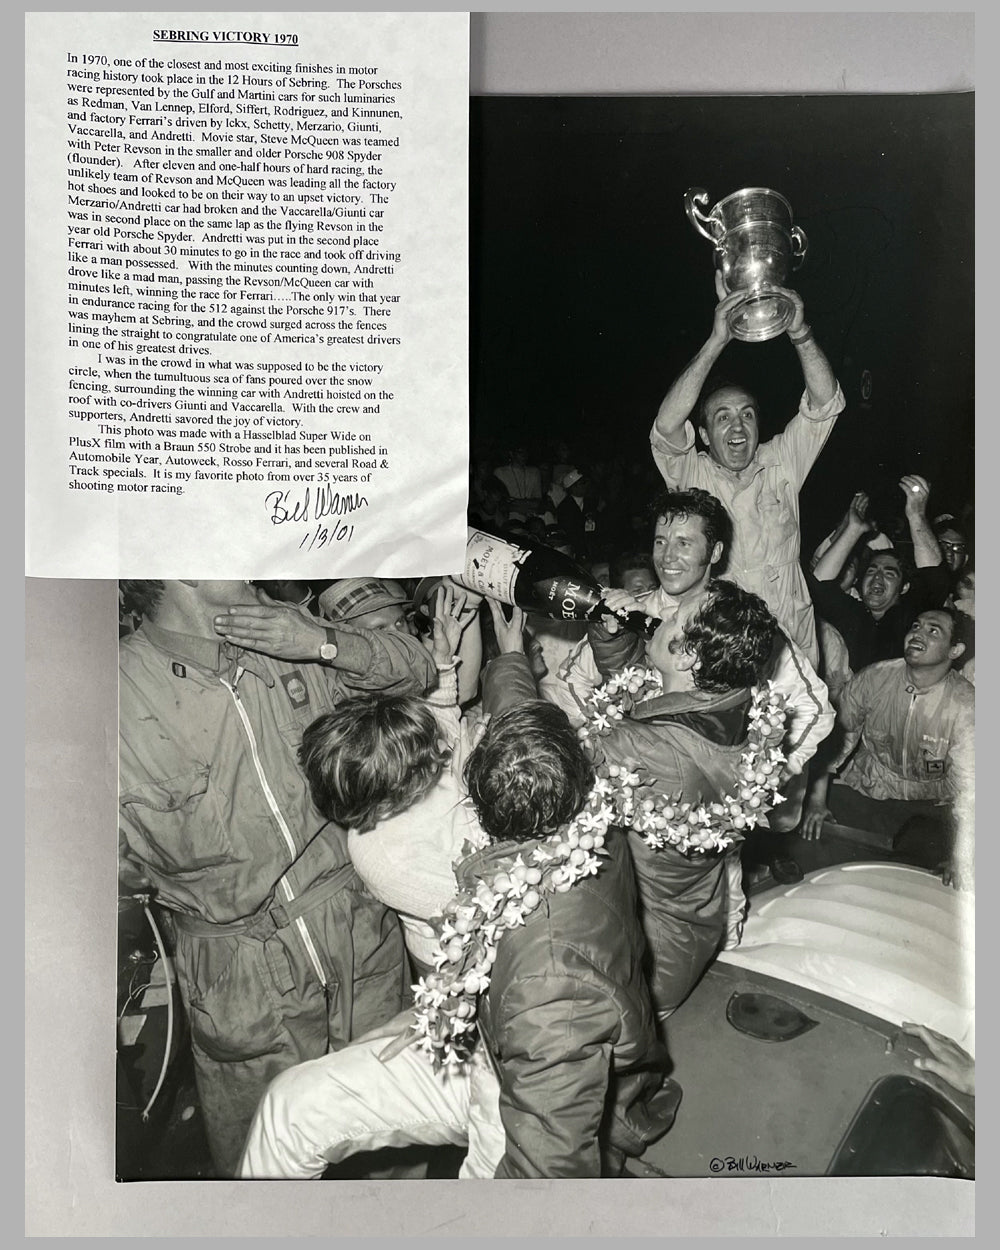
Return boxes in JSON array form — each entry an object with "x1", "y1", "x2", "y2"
[
  {"x1": 860, "y1": 555, "x2": 905, "y2": 616},
  {"x1": 700, "y1": 387, "x2": 760, "y2": 472},
  {"x1": 903, "y1": 610, "x2": 960, "y2": 668}
]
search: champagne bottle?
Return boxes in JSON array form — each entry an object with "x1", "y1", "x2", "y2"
[{"x1": 454, "y1": 528, "x2": 658, "y2": 636}]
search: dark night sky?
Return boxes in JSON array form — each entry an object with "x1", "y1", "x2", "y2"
[{"x1": 470, "y1": 94, "x2": 973, "y2": 549}]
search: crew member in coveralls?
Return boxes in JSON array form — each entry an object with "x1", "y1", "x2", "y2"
[{"x1": 118, "y1": 578, "x2": 436, "y2": 1175}]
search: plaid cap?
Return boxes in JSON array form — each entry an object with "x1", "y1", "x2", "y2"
[{"x1": 318, "y1": 577, "x2": 410, "y2": 622}]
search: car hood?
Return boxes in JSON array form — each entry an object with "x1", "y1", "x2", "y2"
[{"x1": 720, "y1": 862, "x2": 974, "y2": 1056}]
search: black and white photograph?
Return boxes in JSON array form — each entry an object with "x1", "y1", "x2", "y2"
[
  {"x1": 26, "y1": 10, "x2": 977, "y2": 1240},
  {"x1": 113, "y1": 91, "x2": 974, "y2": 1186}
]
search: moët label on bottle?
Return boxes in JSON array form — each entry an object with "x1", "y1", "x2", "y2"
[{"x1": 458, "y1": 528, "x2": 526, "y2": 603}]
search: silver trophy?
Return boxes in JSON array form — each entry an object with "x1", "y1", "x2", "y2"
[{"x1": 685, "y1": 186, "x2": 808, "y2": 342}]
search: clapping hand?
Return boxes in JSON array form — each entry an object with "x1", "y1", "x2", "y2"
[{"x1": 845, "y1": 491, "x2": 876, "y2": 533}]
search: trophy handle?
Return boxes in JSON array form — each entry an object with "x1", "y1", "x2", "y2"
[
  {"x1": 685, "y1": 188, "x2": 723, "y2": 244},
  {"x1": 790, "y1": 225, "x2": 809, "y2": 270}
]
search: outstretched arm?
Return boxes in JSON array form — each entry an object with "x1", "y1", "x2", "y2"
[
  {"x1": 425, "y1": 579, "x2": 484, "y2": 705},
  {"x1": 813, "y1": 493, "x2": 875, "y2": 583},
  {"x1": 480, "y1": 601, "x2": 543, "y2": 719},
  {"x1": 783, "y1": 290, "x2": 838, "y2": 410},
  {"x1": 213, "y1": 591, "x2": 435, "y2": 693},
  {"x1": 653, "y1": 275, "x2": 743, "y2": 445},
  {"x1": 900, "y1": 475, "x2": 943, "y2": 569}
]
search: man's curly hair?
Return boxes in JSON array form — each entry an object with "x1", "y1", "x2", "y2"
[
  {"x1": 464, "y1": 702, "x2": 595, "y2": 844},
  {"x1": 677, "y1": 578, "x2": 776, "y2": 693},
  {"x1": 299, "y1": 695, "x2": 451, "y2": 834}
]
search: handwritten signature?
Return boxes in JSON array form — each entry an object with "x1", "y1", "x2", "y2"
[
  {"x1": 264, "y1": 486, "x2": 369, "y2": 526},
  {"x1": 710, "y1": 1155, "x2": 797, "y2": 1174}
]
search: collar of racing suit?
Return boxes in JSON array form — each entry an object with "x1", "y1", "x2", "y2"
[{"x1": 140, "y1": 620, "x2": 275, "y2": 687}]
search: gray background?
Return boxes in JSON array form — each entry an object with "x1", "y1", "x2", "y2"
[{"x1": 25, "y1": 8, "x2": 976, "y2": 1238}]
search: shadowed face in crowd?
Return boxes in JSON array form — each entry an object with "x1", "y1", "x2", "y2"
[
  {"x1": 350, "y1": 603, "x2": 415, "y2": 635},
  {"x1": 699, "y1": 386, "x2": 760, "y2": 473},
  {"x1": 936, "y1": 527, "x2": 968, "y2": 575},
  {"x1": 621, "y1": 567, "x2": 658, "y2": 598}
]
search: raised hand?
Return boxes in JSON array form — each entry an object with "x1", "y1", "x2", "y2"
[
  {"x1": 429, "y1": 580, "x2": 478, "y2": 664},
  {"x1": 899, "y1": 474, "x2": 931, "y2": 515},
  {"x1": 487, "y1": 598, "x2": 526, "y2": 655}
]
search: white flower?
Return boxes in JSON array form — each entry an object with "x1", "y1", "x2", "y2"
[{"x1": 576, "y1": 808, "x2": 605, "y2": 834}]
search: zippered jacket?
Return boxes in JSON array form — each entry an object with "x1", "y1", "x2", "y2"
[
  {"x1": 119, "y1": 620, "x2": 436, "y2": 923},
  {"x1": 832, "y1": 659, "x2": 975, "y2": 804}
]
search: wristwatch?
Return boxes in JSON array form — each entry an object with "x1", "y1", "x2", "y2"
[{"x1": 318, "y1": 627, "x2": 339, "y2": 663}]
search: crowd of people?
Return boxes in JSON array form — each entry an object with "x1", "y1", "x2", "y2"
[{"x1": 118, "y1": 283, "x2": 974, "y2": 1179}]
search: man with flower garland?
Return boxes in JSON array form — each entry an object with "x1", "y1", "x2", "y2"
[
  {"x1": 596, "y1": 487, "x2": 832, "y2": 885},
  {"x1": 587, "y1": 578, "x2": 785, "y2": 1020},
  {"x1": 240, "y1": 600, "x2": 680, "y2": 1180}
]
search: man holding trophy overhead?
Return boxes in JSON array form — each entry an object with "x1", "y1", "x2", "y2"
[{"x1": 650, "y1": 186, "x2": 845, "y2": 668}]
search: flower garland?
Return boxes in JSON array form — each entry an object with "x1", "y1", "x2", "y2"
[
  {"x1": 578, "y1": 667, "x2": 789, "y2": 854},
  {"x1": 410, "y1": 671, "x2": 788, "y2": 1068},
  {"x1": 410, "y1": 791, "x2": 613, "y2": 1069}
]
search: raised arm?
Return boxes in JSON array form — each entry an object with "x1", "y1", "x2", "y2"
[
  {"x1": 425, "y1": 579, "x2": 483, "y2": 706},
  {"x1": 480, "y1": 601, "x2": 543, "y2": 718},
  {"x1": 813, "y1": 493, "x2": 875, "y2": 583},
  {"x1": 652, "y1": 279, "x2": 744, "y2": 445},
  {"x1": 784, "y1": 290, "x2": 838, "y2": 410},
  {"x1": 900, "y1": 475, "x2": 944, "y2": 569},
  {"x1": 213, "y1": 592, "x2": 435, "y2": 694}
]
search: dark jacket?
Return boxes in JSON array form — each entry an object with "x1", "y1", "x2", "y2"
[
  {"x1": 587, "y1": 625, "x2": 760, "y2": 1015},
  {"x1": 470, "y1": 654, "x2": 679, "y2": 1177},
  {"x1": 807, "y1": 564, "x2": 950, "y2": 673}
]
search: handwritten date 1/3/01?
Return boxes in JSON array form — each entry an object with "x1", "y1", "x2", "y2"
[{"x1": 298, "y1": 522, "x2": 355, "y2": 551}]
